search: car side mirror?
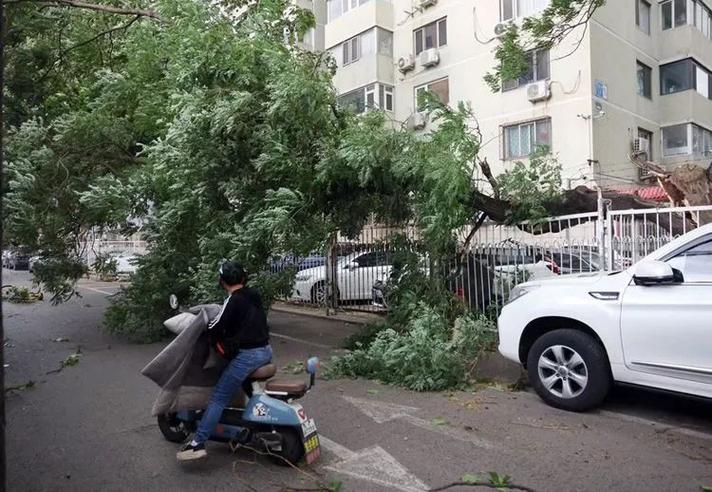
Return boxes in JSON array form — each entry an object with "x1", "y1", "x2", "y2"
[
  {"x1": 344, "y1": 262, "x2": 358, "y2": 270},
  {"x1": 169, "y1": 294, "x2": 179, "y2": 310},
  {"x1": 633, "y1": 260, "x2": 683, "y2": 286}
]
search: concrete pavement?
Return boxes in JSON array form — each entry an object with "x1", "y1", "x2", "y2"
[{"x1": 3, "y1": 269, "x2": 712, "y2": 491}]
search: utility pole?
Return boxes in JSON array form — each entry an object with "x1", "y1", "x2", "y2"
[{"x1": 1, "y1": 0, "x2": 7, "y2": 488}]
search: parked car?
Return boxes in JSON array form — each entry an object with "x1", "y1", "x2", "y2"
[
  {"x1": 372, "y1": 251, "x2": 497, "y2": 313},
  {"x1": 270, "y1": 252, "x2": 327, "y2": 273},
  {"x1": 292, "y1": 251, "x2": 392, "y2": 304},
  {"x1": 3, "y1": 249, "x2": 31, "y2": 270},
  {"x1": 498, "y1": 223, "x2": 712, "y2": 412},
  {"x1": 110, "y1": 251, "x2": 142, "y2": 277},
  {"x1": 28, "y1": 255, "x2": 41, "y2": 273}
]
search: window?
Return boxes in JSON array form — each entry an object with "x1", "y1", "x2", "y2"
[
  {"x1": 342, "y1": 36, "x2": 359, "y2": 65},
  {"x1": 338, "y1": 29, "x2": 378, "y2": 66},
  {"x1": 501, "y1": 0, "x2": 549, "y2": 21},
  {"x1": 379, "y1": 84, "x2": 394, "y2": 111},
  {"x1": 667, "y1": 238, "x2": 712, "y2": 283},
  {"x1": 337, "y1": 83, "x2": 395, "y2": 113},
  {"x1": 661, "y1": 58, "x2": 712, "y2": 98},
  {"x1": 414, "y1": 18, "x2": 447, "y2": 55},
  {"x1": 660, "y1": 59, "x2": 694, "y2": 94},
  {"x1": 637, "y1": 61, "x2": 652, "y2": 98},
  {"x1": 327, "y1": 0, "x2": 373, "y2": 22},
  {"x1": 503, "y1": 118, "x2": 552, "y2": 159},
  {"x1": 696, "y1": 65, "x2": 710, "y2": 97},
  {"x1": 415, "y1": 78, "x2": 449, "y2": 111},
  {"x1": 662, "y1": 124, "x2": 690, "y2": 155},
  {"x1": 661, "y1": 0, "x2": 712, "y2": 39},
  {"x1": 692, "y1": 124, "x2": 712, "y2": 155},
  {"x1": 355, "y1": 251, "x2": 391, "y2": 267},
  {"x1": 636, "y1": 0, "x2": 651, "y2": 34},
  {"x1": 503, "y1": 49, "x2": 550, "y2": 91}
]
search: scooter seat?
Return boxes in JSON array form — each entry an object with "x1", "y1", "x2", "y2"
[
  {"x1": 249, "y1": 363, "x2": 277, "y2": 381},
  {"x1": 266, "y1": 380, "x2": 307, "y2": 397}
]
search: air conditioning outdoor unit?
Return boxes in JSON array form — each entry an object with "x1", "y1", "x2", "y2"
[
  {"x1": 494, "y1": 21, "x2": 513, "y2": 38},
  {"x1": 397, "y1": 54, "x2": 416, "y2": 73},
  {"x1": 419, "y1": 0, "x2": 437, "y2": 8},
  {"x1": 633, "y1": 136, "x2": 650, "y2": 156},
  {"x1": 420, "y1": 48, "x2": 440, "y2": 68},
  {"x1": 526, "y1": 80, "x2": 551, "y2": 102},
  {"x1": 408, "y1": 112, "x2": 427, "y2": 130}
]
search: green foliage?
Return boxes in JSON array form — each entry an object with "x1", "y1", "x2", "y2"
[
  {"x1": 2, "y1": 286, "x2": 42, "y2": 303},
  {"x1": 4, "y1": 0, "x2": 601, "y2": 342},
  {"x1": 329, "y1": 303, "x2": 497, "y2": 391},
  {"x1": 498, "y1": 146, "x2": 563, "y2": 224},
  {"x1": 342, "y1": 321, "x2": 389, "y2": 351},
  {"x1": 485, "y1": 0, "x2": 606, "y2": 92}
]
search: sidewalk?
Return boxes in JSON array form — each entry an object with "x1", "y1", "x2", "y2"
[{"x1": 270, "y1": 301, "x2": 383, "y2": 326}]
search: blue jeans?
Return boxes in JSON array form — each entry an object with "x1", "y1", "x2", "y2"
[{"x1": 193, "y1": 345, "x2": 273, "y2": 443}]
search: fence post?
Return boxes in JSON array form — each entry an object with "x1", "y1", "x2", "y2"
[{"x1": 325, "y1": 234, "x2": 338, "y2": 315}]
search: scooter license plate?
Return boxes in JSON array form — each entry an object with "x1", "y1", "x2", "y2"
[
  {"x1": 301, "y1": 418, "x2": 317, "y2": 436},
  {"x1": 301, "y1": 419, "x2": 320, "y2": 465}
]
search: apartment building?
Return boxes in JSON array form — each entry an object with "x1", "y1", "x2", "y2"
[{"x1": 309, "y1": 0, "x2": 712, "y2": 188}]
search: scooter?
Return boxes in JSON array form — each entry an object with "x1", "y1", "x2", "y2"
[{"x1": 156, "y1": 295, "x2": 322, "y2": 466}]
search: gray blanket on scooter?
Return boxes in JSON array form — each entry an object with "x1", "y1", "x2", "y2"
[{"x1": 141, "y1": 304, "x2": 237, "y2": 416}]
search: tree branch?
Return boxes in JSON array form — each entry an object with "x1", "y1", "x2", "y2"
[
  {"x1": 35, "y1": 14, "x2": 143, "y2": 85},
  {"x1": 430, "y1": 480, "x2": 537, "y2": 492},
  {"x1": 3, "y1": 0, "x2": 164, "y2": 22}
]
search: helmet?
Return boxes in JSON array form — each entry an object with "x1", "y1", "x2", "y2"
[{"x1": 219, "y1": 260, "x2": 247, "y2": 286}]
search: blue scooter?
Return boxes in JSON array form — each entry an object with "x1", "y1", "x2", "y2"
[{"x1": 156, "y1": 297, "x2": 322, "y2": 466}]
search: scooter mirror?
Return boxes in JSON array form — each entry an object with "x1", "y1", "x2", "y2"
[{"x1": 168, "y1": 294, "x2": 179, "y2": 310}]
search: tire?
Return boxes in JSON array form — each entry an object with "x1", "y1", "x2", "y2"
[
  {"x1": 527, "y1": 329, "x2": 611, "y2": 412},
  {"x1": 157, "y1": 413, "x2": 192, "y2": 443},
  {"x1": 311, "y1": 282, "x2": 338, "y2": 305},
  {"x1": 267, "y1": 427, "x2": 304, "y2": 467}
]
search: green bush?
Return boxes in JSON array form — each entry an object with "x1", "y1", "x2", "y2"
[{"x1": 329, "y1": 302, "x2": 497, "y2": 391}]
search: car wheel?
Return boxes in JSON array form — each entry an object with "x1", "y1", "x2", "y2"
[
  {"x1": 310, "y1": 282, "x2": 338, "y2": 305},
  {"x1": 527, "y1": 329, "x2": 611, "y2": 412}
]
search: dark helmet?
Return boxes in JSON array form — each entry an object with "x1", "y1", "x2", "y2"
[{"x1": 219, "y1": 260, "x2": 247, "y2": 286}]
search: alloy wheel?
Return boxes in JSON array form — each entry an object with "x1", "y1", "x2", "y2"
[{"x1": 537, "y1": 344, "x2": 589, "y2": 399}]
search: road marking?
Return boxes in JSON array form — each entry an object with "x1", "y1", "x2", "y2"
[
  {"x1": 77, "y1": 285, "x2": 116, "y2": 295},
  {"x1": 599, "y1": 410, "x2": 712, "y2": 442},
  {"x1": 343, "y1": 396, "x2": 496, "y2": 450},
  {"x1": 320, "y1": 436, "x2": 428, "y2": 492},
  {"x1": 270, "y1": 332, "x2": 332, "y2": 350},
  {"x1": 319, "y1": 436, "x2": 356, "y2": 460}
]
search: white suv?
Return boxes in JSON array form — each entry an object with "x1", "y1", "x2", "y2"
[{"x1": 498, "y1": 223, "x2": 712, "y2": 411}]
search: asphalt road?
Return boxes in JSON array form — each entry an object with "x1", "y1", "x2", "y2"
[{"x1": 3, "y1": 269, "x2": 712, "y2": 492}]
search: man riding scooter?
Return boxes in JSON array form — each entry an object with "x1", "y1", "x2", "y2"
[{"x1": 177, "y1": 260, "x2": 272, "y2": 461}]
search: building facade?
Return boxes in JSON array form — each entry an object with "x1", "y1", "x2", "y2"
[{"x1": 308, "y1": 0, "x2": 712, "y2": 188}]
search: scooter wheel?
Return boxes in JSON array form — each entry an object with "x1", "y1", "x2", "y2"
[
  {"x1": 157, "y1": 413, "x2": 191, "y2": 443},
  {"x1": 267, "y1": 427, "x2": 304, "y2": 467}
]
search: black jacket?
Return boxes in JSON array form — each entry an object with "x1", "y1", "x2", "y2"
[{"x1": 208, "y1": 288, "x2": 270, "y2": 358}]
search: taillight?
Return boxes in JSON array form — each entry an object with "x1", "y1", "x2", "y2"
[
  {"x1": 546, "y1": 261, "x2": 561, "y2": 275},
  {"x1": 456, "y1": 287, "x2": 465, "y2": 299}
]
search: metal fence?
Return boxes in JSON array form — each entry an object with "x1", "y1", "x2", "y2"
[
  {"x1": 276, "y1": 204, "x2": 712, "y2": 316},
  {"x1": 88, "y1": 204, "x2": 712, "y2": 315}
]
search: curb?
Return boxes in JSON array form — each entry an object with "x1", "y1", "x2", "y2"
[{"x1": 270, "y1": 302, "x2": 383, "y2": 326}]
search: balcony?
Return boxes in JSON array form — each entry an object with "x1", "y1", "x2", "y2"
[
  {"x1": 659, "y1": 90, "x2": 712, "y2": 130},
  {"x1": 659, "y1": 25, "x2": 712, "y2": 70},
  {"x1": 325, "y1": 0, "x2": 393, "y2": 49}
]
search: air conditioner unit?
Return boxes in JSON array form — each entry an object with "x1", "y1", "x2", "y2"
[
  {"x1": 494, "y1": 21, "x2": 513, "y2": 38},
  {"x1": 419, "y1": 0, "x2": 437, "y2": 8},
  {"x1": 633, "y1": 136, "x2": 650, "y2": 156},
  {"x1": 408, "y1": 112, "x2": 427, "y2": 130},
  {"x1": 397, "y1": 54, "x2": 415, "y2": 73},
  {"x1": 526, "y1": 80, "x2": 551, "y2": 102},
  {"x1": 420, "y1": 48, "x2": 440, "y2": 68}
]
